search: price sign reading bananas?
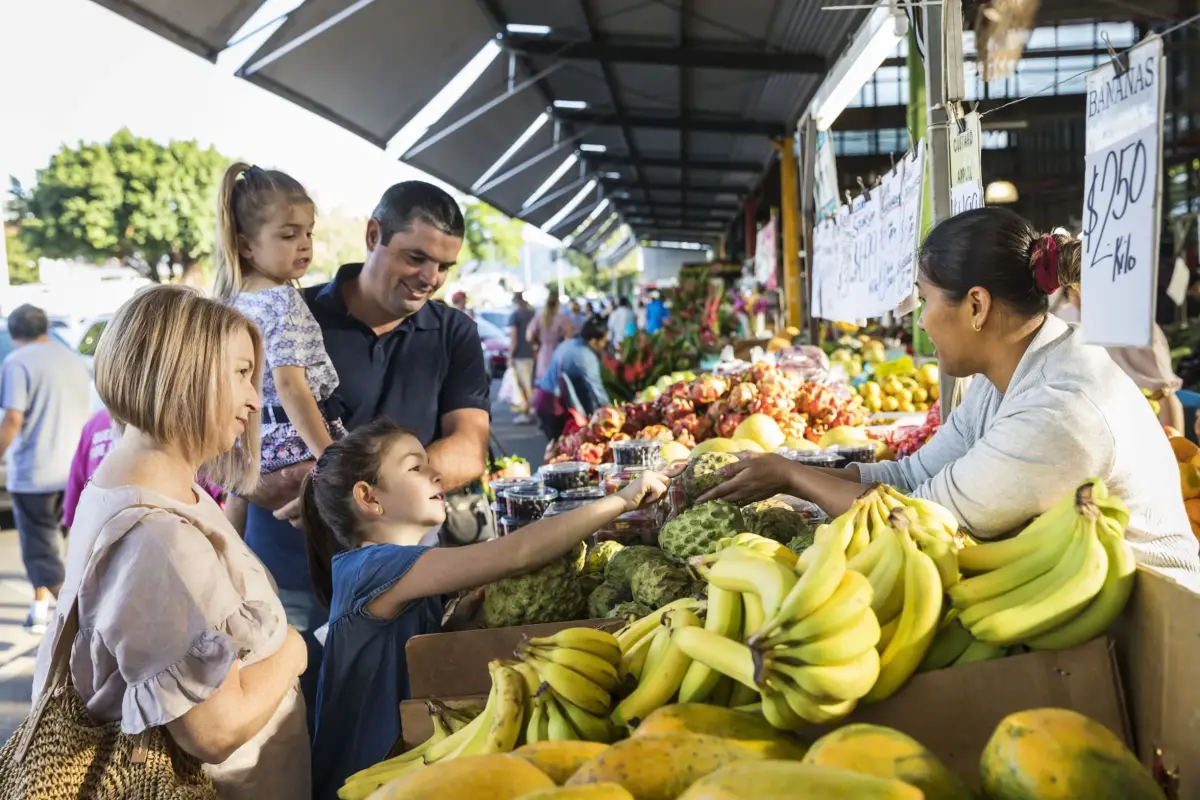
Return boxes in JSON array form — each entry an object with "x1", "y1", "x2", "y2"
[{"x1": 1081, "y1": 36, "x2": 1164, "y2": 347}]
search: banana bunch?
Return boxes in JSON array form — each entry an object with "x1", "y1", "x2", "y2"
[
  {"x1": 517, "y1": 628, "x2": 622, "y2": 744},
  {"x1": 949, "y1": 479, "x2": 1137, "y2": 649}
]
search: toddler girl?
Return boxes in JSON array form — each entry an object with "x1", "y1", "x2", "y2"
[
  {"x1": 214, "y1": 163, "x2": 345, "y2": 525},
  {"x1": 300, "y1": 418, "x2": 666, "y2": 800}
]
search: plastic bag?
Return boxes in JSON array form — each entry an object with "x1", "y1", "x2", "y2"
[{"x1": 497, "y1": 365, "x2": 520, "y2": 406}]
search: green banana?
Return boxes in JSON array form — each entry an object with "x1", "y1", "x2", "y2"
[
  {"x1": 917, "y1": 615, "x2": 974, "y2": 672},
  {"x1": 952, "y1": 640, "x2": 1009, "y2": 665},
  {"x1": 949, "y1": 514, "x2": 1076, "y2": 608},
  {"x1": 678, "y1": 585, "x2": 743, "y2": 703},
  {"x1": 611, "y1": 608, "x2": 702, "y2": 728}
]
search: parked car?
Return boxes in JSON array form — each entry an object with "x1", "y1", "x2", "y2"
[
  {"x1": 475, "y1": 316, "x2": 510, "y2": 379},
  {"x1": 477, "y1": 308, "x2": 514, "y2": 333}
]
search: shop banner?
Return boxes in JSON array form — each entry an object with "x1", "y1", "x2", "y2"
[
  {"x1": 949, "y1": 111, "x2": 983, "y2": 216},
  {"x1": 1080, "y1": 36, "x2": 1164, "y2": 347},
  {"x1": 755, "y1": 213, "x2": 778, "y2": 289}
]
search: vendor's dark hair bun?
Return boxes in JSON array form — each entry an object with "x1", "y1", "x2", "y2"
[{"x1": 919, "y1": 207, "x2": 1079, "y2": 318}]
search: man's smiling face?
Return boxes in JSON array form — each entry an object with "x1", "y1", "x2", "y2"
[{"x1": 364, "y1": 218, "x2": 462, "y2": 319}]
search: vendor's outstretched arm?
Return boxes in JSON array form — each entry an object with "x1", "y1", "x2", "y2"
[{"x1": 697, "y1": 454, "x2": 864, "y2": 516}]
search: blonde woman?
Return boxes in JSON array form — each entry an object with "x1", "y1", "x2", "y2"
[
  {"x1": 31, "y1": 285, "x2": 310, "y2": 799},
  {"x1": 527, "y1": 289, "x2": 575, "y2": 381}
]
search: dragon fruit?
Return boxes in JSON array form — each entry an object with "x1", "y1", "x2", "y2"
[
  {"x1": 672, "y1": 428, "x2": 697, "y2": 449},
  {"x1": 623, "y1": 402, "x2": 660, "y2": 434},
  {"x1": 778, "y1": 413, "x2": 808, "y2": 441},
  {"x1": 660, "y1": 397, "x2": 695, "y2": 426},
  {"x1": 727, "y1": 382, "x2": 759, "y2": 412},
  {"x1": 689, "y1": 375, "x2": 727, "y2": 405},
  {"x1": 637, "y1": 425, "x2": 675, "y2": 442},
  {"x1": 576, "y1": 442, "x2": 606, "y2": 464},
  {"x1": 747, "y1": 362, "x2": 777, "y2": 384},
  {"x1": 717, "y1": 411, "x2": 747, "y2": 439},
  {"x1": 749, "y1": 388, "x2": 793, "y2": 422},
  {"x1": 662, "y1": 381, "x2": 691, "y2": 401},
  {"x1": 588, "y1": 406, "x2": 626, "y2": 441}
]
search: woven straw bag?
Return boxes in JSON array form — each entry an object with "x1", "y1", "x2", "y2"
[{"x1": 0, "y1": 505, "x2": 217, "y2": 799}]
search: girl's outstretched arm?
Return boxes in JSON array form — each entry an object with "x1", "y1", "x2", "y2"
[
  {"x1": 365, "y1": 472, "x2": 668, "y2": 619},
  {"x1": 273, "y1": 365, "x2": 335, "y2": 459}
]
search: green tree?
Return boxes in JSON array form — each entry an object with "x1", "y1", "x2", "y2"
[
  {"x1": 312, "y1": 207, "x2": 367, "y2": 280},
  {"x1": 12, "y1": 129, "x2": 228, "y2": 283},
  {"x1": 4, "y1": 224, "x2": 39, "y2": 284},
  {"x1": 462, "y1": 200, "x2": 524, "y2": 268}
]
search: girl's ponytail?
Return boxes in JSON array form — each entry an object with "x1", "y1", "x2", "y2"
[
  {"x1": 213, "y1": 162, "x2": 252, "y2": 302},
  {"x1": 301, "y1": 470, "x2": 340, "y2": 609}
]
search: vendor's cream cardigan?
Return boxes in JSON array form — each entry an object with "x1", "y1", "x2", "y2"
[{"x1": 859, "y1": 315, "x2": 1200, "y2": 585}]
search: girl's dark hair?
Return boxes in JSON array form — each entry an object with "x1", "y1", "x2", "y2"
[
  {"x1": 919, "y1": 207, "x2": 1080, "y2": 318},
  {"x1": 300, "y1": 418, "x2": 416, "y2": 609}
]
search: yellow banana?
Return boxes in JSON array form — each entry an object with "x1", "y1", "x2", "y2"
[
  {"x1": 618, "y1": 625, "x2": 657, "y2": 687},
  {"x1": 863, "y1": 531, "x2": 942, "y2": 703},
  {"x1": 528, "y1": 653, "x2": 612, "y2": 716},
  {"x1": 865, "y1": 527, "x2": 905, "y2": 621},
  {"x1": 425, "y1": 686, "x2": 493, "y2": 764},
  {"x1": 1085, "y1": 477, "x2": 1129, "y2": 529},
  {"x1": 751, "y1": 539, "x2": 846, "y2": 643},
  {"x1": 846, "y1": 523, "x2": 891, "y2": 575},
  {"x1": 671, "y1": 625, "x2": 759, "y2": 691},
  {"x1": 478, "y1": 663, "x2": 526, "y2": 754},
  {"x1": 614, "y1": 597, "x2": 703, "y2": 655},
  {"x1": 917, "y1": 615, "x2": 974, "y2": 672},
  {"x1": 845, "y1": 505, "x2": 871, "y2": 559},
  {"x1": 679, "y1": 585, "x2": 743, "y2": 703},
  {"x1": 882, "y1": 485, "x2": 960, "y2": 540},
  {"x1": 948, "y1": 514, "x2": 1076, "y2": 608},
  {"x1": 956, "y1": 490, "x2": 1077, "y2": 574},
  {"x1": 909, "y1": 526, "x2": 960, "y2": 589},
  {"x1": 957, "y1": 521, "x2": 1089, "y2": 629},
  {"x1": 545, "y1": 692, "x2": 579, "y2": 741},
  {"x1": 775, "y1": 677, "x2": 858, "y2": 724},
  {"x1": 524, "y1": 644, "x2": 619, "y2": 691},
  {"x1": 555, "y1": 694, "x2": 618, "y2": 743},
  {"x1": 611, "y1": 608, "x2": 702, "y2": 728},
  {"x1": 876, "y1": 615, "x2": 900, "y2": 652},
  {"x1": 730, "y1": 593, "x2": 765, "y2": 708},
  {"x1": 769, "y1": 607, "x2": 880, "y2": 665},
  {"x1": 952, "y1": 640, "x2": 1009, "y2": 665},
  {"x1": 766, "y1": 647, "x2": 880, "y2": 702},
  {"x1": 762, "y1": 570, "x2": 874, "y2": 647},
  {"x1": 727, "y1": 533, "x2": 800, "y2": 568},
  {"x1": 759, "y1": 684, "x2": 805, "y2": 731},
  {"x1": 696, "y1": 550, "x2": 797, "y2": 618},
  {"x1": 1025, "y1": 514, "x2": 1136, "y2": 650},
  {"x1": 530, "y1": 628, "x2": 621, "y2": 665},
  {"x1": 823, "y1": 503, "x2": 862, "y2": 553},
  {"x1": 525, "y1": 691, "x2": 549, "y2": 744},
  {"x1": 969, "y1": 517, "x2": 1109, "y2": 646}
]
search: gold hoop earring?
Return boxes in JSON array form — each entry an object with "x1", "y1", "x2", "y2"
[
  {"x1": 376, "y1": 506, "x2": 384, "y2": 515},
  {"x1": 973, "y1": 323, "x2": 982, "y2": 332}
]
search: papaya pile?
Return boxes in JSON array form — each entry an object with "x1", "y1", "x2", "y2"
[{"x1": 362, "y1": 703, "x2": 1164, "y2": 799}]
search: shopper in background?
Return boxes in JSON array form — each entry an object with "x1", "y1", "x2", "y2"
[
  {"x1": 702, "y1": 207, "x2": 1200, "y2": 584},
  {"x1": 300, "y1": 418, "x2": 667, "y2": 799},
  {"x1": 527, "y1": 289, "x2": 575, "y2": 381},
  {"x1": 451, "y1": 290, "x2": 473, "y2": 319},
  {"x1": 0, "y1": 304, "x2": 91, "y2": 633},
  {"x1": 531, "y1": 315, "x2": 612, "y2": 440},
  {"x1": 566, "y1": 298, "x2": 587, "y2": 330},
  {"x1": 507, "y1": 291, "x2": 536, "y2": 423},
  {"x1": 645, "y1": 291, "x2": 669, "y2": 333},
  {"x1": 32, "y1": 285, "x2": 310, "y2": 798},
  {"x1": 608, "y1": 296, "x2": 636, "y2": 350}
]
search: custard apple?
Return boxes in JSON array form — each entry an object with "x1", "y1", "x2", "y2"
[
  {"x1": 604, "y1": 545, "x2": 671, "y2": 590},
  {"x1": 586, "y1": 540, "x2": 625, "y2": 575},
  {"x1": 742, "y1": 498, "x2": 813, "y2": 544},
  {"x1": 658, "y1": 500, "x2": 745, "y2": 564},
  {"x1": 606, "y1": 601, "x2": 654, "y2": 621},
  {"x1": 483, "y1": 542, "x2": 586, "y2": 628},
  {"x1": 787, "y1": 527, "x2": 818, "y2": 556},
  {"x1": 683, "y1": 452, "x2": 740, "y2": 504},
  {"x1": 587, "y1": 581, "x2": 630, "y2": 618},
  {"x1": 631, "y1": 559, "x2": 694, "y2": 609},
  {"x1": 580, "y1": 572, "x2": 605, "y2": 596}
]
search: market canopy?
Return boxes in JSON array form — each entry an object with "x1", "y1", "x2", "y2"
[{"x1": 91, "y1": 0, "x2": 874, "y2": 248}]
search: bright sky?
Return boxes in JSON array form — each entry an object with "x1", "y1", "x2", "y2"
[{"x1": 0, "y1": 0, "x2": 559, "y2": 246}]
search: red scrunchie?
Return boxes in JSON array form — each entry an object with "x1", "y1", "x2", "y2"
[{"x1": 1031, "y1": 235, "x2": 1060, "y2": 295}]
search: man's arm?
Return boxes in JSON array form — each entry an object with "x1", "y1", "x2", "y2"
[
  {"x1": 426, "y1": 408, "x2": 491, "y2": 490},
  {"x1": 0, "y1": 409, "x2": 23, "y2": 461}
]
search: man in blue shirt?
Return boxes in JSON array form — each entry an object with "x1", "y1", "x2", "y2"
[
  {"x1": 242, "y1": 182, "x2": 491, "y2": 708},
  {"x1": 646, "y1": 293, "x2": 669, "y2": 333},
  {"x1": 532, "y1": 316, "x2": 612, "y2": 440}
]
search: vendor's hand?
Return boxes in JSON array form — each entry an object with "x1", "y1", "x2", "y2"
[
  {"x1": 696, "y1": 453, "x2": 801, "y2": 506},
  {"x1": 273, "y1": 497, "x2": 305, "y2": 530},
  {"x1": 246, "y1": 462, "x2": 312, "y2": 511},
  {"x1": 617, "y1": 471, "x2": 669, "y2": 513}
]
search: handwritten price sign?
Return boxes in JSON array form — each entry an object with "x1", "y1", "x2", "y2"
[
  {"x1": 1081, "y1": 36, "x2": 1164, "y2": 347},
  {"x1": 949, "y1": 112, "x2": 983, "y2": 216}
]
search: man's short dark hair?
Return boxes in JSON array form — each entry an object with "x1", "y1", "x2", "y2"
[
  {"x1": 8, "y1": 304, "x2": 49, "y2": 341},
  {"x1": 580, "y1": 315, "x2": 607, "y2": 342},
  {"x1": 371, "y1": 181, "x2": 465, "y2": 246},
  {"x1": 618, "y1": 296, "x2": 631, "y2": 308}
]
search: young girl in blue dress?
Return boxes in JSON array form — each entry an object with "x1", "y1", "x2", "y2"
[{"x1": 299, "y1": 419, "x2": 667, "y2": 800}]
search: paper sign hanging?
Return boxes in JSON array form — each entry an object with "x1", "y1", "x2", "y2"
[
  {"x1": 896, "y1": 142, "x2": 926, "y2": 314},
  {"x1": 1080, "y1": 36, "x2": 1164, "y2": 347},
  {"x1": 754, "y1": 213, "x2": 778, "y2": 289},
  {"x1": 814, "y1": 132, "x2": 840, "y2": 224},
  {"x1": 949, "y1": 111, "x2": 984, "y2": 216}
]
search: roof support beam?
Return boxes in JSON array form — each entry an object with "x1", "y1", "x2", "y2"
[
  {"x1": 603, "y1": 179, "x2": 746, "y2": 193},
  {"x1": 504, "y1": 38, "x2": 825, "y2": 73},
  {"x1": 618, "y1": 203, "x2": 740, "y2": 213},
  {"x1": 243, "y1": 0, "x2": 381, "y2": 75},
  {"x1": 590, "y1": 155, "x2": 763, "y2": 172},
  {"x1": 473, "y1": 125, "x2": 597, "y2": 195},
  {"x1": 555, "y1": 109, "x2": 785, "y2": 137}
]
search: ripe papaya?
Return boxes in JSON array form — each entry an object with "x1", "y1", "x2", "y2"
[
  {"x1": 632, "y1": 704, "x2": 807, "y2": 758},
  {"x1": 370, "y1": 753, "x2": 554, "y2": 799},
  {"x1": 677, "y1": 760, "x2": 923, "y2": 799},
  {"x1": 980, "y1": 708, "x2": 1164, "y2": 799},
  {"x1": 566, "y1": 733, "x2": 764, "y2": 800},
  {"x1": 511, "y1": 741, "x2": 609, "y2": 785},
  {"x1": 803, "y1": 723, "x2": 974, "y2": 800}
]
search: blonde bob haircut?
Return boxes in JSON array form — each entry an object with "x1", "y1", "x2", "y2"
[{"x1": 94, "y1": 284, "x2": 264, "y2": 495}]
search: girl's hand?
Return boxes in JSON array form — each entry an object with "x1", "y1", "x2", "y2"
[{"x1": 616, "y1": 471, "x2": 669, "y2": 513}]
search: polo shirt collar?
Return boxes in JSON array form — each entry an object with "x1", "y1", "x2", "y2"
[{"x1": 315, "y1": 262, "x2": 441, "y2": 330}]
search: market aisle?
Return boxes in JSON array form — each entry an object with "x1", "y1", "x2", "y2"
[
  {"x1": 489, "y1": 379, "x2": 549, "y2": 467},
  {"x1": 0, "y1": 529, "x2": 39, "y2": 742}
]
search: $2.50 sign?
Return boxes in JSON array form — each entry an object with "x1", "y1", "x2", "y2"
[{"x1": 1081, "y1": 36, "x2": 1164, "y2": 347}]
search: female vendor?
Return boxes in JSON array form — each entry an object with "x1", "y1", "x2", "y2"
[{"x1": 700, "y1": 207, "x2": 1200, "y2": 582}]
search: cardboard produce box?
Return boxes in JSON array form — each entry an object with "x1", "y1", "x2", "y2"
[{"x1": 399, "y1": 568, "x2": 1200, "y2": 797}]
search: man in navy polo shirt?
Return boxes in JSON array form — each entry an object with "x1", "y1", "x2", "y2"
[{"x1": 242, "y1": 181, "x2": 491, "y2": 709}]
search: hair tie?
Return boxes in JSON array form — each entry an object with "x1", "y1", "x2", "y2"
[
  {"x1": 1031, "y1": 235, "x2": 1060, "y2": 295},
  {"x1": 310, "y1": 463, "x2": 320, "y2": 485},
  {"x1": 244, "y1": 165, "x2": 264, "y2": 179}
]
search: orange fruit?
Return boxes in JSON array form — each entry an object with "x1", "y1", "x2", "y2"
[
  {"x1": 1170, "y1": 436, "x2": 1199, "y2": 463},
  {"x1": 1191, "y1": 521, "x2": 1200, "y2": 542},
  {"x1": 1181, "y1": 463, "x2": 1200, "y2": 500},
  {"x1": 1187, "y1": 499, "x2": 1200, "y2": 525}
]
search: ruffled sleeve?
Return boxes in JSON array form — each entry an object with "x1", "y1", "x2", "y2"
[{"x1": 82, "y1": 509, "x2": 272, "y2": 734}]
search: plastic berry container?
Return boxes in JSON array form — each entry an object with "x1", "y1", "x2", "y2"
[
  {"x1": 504, "y1": 485, "x2": 559, "y2": 521},
  {"x1": 780, "y1": 450, "x2": 843, "y2": 468},
  {"x1": 610, "y1": 438, "x2": 663, "y2": 468},
  {"x1": 499, "y1": 516, "x2": 532, "y2": 536},
  {"x1": 543, "y1": 499, "x2": 588, "y2": 518},
  {"x1": 538, "y1": 461, "x2": 595, "y2": 492},
  {"x1": 490, "y1": 477, "x2": 540, "y2": 500},
  {"x1": 559, "y1": 486, "x2": 606, "y2": 502},
  {"x1": 827, "y1": 445, "x2": 878, "y2": 468},
  {"x1": 602, "y1": 466, "x2": 648, "y2": 496}
]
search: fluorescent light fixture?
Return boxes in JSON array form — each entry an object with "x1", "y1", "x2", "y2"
[
  {"x1": 579, "y1": 143, "x2": 607, "y2": 153},
  {"x1": 541, "y1": 180, "x2": 598, "y2": 232},
  {"x1": 507, "y1": 23, "x2": 552, "y2": 35},
  {"x1": 569, "y1": 198, "x2": 611, "y2": 237},
  {"x1": 554, "y1": 100, "x2": 589, "y2": 110},
  {"x1": 811, "y1": 3, "x2": 908, "y2": 131},
  {"x1": 601, "y1": 171, "x2": 621, "y2": 179},
  {"x1": 644, "y1": 240, "x2": 710, "y2": 250},
  {"x1": 522, "y1": 154, "x2": 579, "y2": 208},
  {"x1": 472, "y1": 112, "x2": 549, "y2": 191},
  {"x1": 219, "y1": 0, "x2": 303, "y2": 74},
  {"x1": 388, "y1": 40, "x2": 502, "y2": 157}
]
